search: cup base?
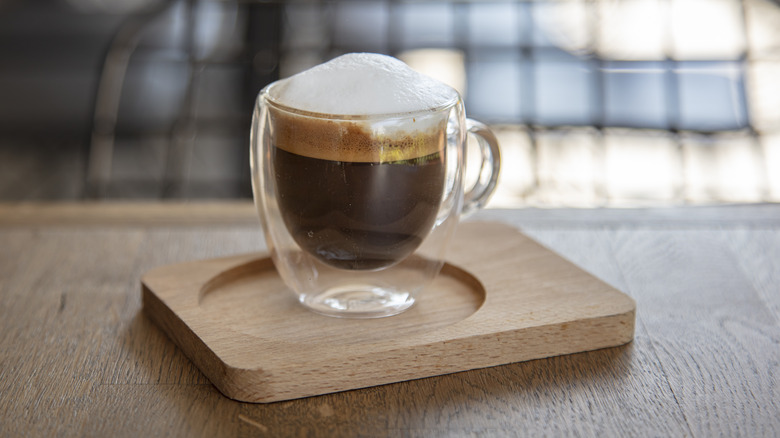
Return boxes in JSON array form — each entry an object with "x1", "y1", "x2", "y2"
[{"x1": 301, "y1": 285, "x2": 415, "y2": 318}]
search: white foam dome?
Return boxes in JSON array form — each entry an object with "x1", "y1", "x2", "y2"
[{"x1": 270, "y1": 53, "x2": 458, "y2": 115}]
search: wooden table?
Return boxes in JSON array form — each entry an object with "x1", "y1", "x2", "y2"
[{"x1": 1, "y1": 202, "x2": 778, "y2": 437}]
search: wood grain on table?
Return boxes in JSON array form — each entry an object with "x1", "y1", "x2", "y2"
[{"x1": 1, "y1": 202, "x2": 778, "y2": 437}]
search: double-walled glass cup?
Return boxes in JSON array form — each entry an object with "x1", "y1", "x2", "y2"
[{"x1": 251, "y1": 81, "x2": 500, "y2": 318}]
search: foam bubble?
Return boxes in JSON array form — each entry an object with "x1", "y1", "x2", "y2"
[{"x1": 270, "y1": 53, "x2": 457, "y2": 115}]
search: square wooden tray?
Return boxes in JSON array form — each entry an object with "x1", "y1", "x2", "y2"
[{"x1": 142, "y1": 221, "x2": 635, "y2": 403}]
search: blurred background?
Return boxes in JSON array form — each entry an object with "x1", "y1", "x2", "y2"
[{"x1": 1, "y1": 0, "x2": 778, "y2": 207}]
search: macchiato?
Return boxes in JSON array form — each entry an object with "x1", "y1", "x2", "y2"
[
  {"x1": 251, "y1": 53, "x2": 500, "y2": 317},
  {"x1": 266, "y1": 53, "x2": 457, "y2": 270}
]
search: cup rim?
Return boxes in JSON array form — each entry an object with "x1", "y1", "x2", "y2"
[{"x1": 260, "y1": 80, "x2": 461, "y2": 121}]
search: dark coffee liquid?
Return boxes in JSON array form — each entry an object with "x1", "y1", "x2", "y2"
[{"x1": 274, "y1": 147, "x2": 445, "y2": 270}]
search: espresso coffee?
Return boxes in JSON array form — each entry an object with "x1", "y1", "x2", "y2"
[
  {"x1": 274, "y1": 147, "x2": 445, "y2": 270},
  {"x1": 270, "y1": 110, "x2": 447, "y2": 270}
]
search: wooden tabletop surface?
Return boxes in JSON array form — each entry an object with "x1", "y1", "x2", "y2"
[{"x1": 1, "y1": 202, "x2": 778, "y2": 437}]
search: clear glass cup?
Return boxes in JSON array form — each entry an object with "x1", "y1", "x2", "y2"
[{"x1": 251, "y1": 81, "x2": 500, "y2": 318}]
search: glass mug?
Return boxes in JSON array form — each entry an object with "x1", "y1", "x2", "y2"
[{"x1": 251, "y1": 81, "x2": 500, "y2": 318}]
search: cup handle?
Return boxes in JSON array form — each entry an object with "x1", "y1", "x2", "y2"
[{"x1": 462, "y1": 119, "x2": 501, "y2": 216}]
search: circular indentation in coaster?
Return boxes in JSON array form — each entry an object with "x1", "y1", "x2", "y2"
[{"x1": 198, "y1": 258, "x2": 485, "y2": 345}]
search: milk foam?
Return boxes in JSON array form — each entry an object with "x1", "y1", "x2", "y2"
[{"x1": 270, "y1": 53, "x2": 457, "y2": 115}]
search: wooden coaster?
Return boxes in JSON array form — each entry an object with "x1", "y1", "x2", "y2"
[{"x1": 142, "y1": 221, "x2": 635, "y2": 403}]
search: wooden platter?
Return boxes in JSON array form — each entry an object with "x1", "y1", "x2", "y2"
[{"x1": 142, "y1": 221, "x2": 636, "y2": 403}]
